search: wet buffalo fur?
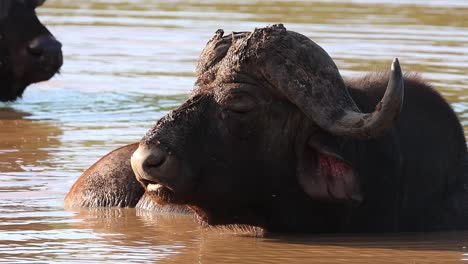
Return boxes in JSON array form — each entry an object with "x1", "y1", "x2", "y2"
[
  {"x1": 0, "y1": 0, "x2": 62, "y2": 101},
  {"x1": 66, "y1": 25, "x2": 467, "y2": 233},
  {"x1": 65, "y1": 74, "x2": 468, "y2": 232}
]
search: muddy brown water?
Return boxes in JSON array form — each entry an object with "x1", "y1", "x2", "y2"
[{"x1": 0, "y1": 0, "x2": 467, "y2": 263}]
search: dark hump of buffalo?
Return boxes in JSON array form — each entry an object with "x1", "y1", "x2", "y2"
[
  {"x1": 345, "y1": 73, "x2": 468, "y2": 231},
  {"x1": 64, "y1": 143, "x2": 145, "y2": 208}
]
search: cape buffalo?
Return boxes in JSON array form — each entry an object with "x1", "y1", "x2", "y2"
[
  {"x1": 0, "y1": 0, "x2": 62, "y2": 102},
  {"x1": 66, "y1": 25, "x2": 468, "y2": 233}
]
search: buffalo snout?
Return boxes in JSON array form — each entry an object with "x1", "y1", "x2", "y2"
[
  {"x1": 131, "y1": 144, "x2": 167, "y2": 185},
  {"x1": 0, "y1": 0, "x2": 63, "y2": 101},
  {"x1": 131, "y1": 143, "x2": 186, "y2": 203},
  {"x1": 28, "y1": 35, "x2": 62, "y2": 62},
  {"x1": 27, "y1": 35, "x2": 62, "y2": 76}
]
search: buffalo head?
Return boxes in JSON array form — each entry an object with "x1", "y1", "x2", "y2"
[
  {"x1": 0, "y1": 0, "x2": 62, "y2": 102},
  {"x1": 131, "y1": 25, "x2": 403, "y2": 231}
]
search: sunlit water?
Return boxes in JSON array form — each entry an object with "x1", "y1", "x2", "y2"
[{"x1": 0, "y1": 0, "x2": 467, "y2": 263}]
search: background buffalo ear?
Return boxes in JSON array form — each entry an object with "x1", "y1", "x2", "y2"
[
  {"x1": 33, "y1": 0, "x2": 46, "y2": 8},
  {"x1": 296, "y1": 139, "x2": 363, "y2": 205}
]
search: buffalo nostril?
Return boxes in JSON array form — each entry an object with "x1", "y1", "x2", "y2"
[
  {"x1": 131, "y1": 145, "x2": 169, "y2": 185},
  {"x1": 28, "y1": 43, "x2": 43, "y2": 56},
  {"x1": 28, "y1": 36, "x2": 62, "y2": 57},
  {"x1": 142, "y1": 151, "x2": 167, "y2": 170}
]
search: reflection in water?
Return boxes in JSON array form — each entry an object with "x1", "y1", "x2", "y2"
[
  {"x1": 0, "y1": 108, "x2": 61, "y2": 172},
  {"x1": 7, "y1": 208, "x2": 463, "y2": 264},
  {"x1": 0, "y1": 0, "x2": 467, "y2": 263}
]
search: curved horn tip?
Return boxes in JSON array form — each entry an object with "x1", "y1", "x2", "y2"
[{"x1": 391, "y1": 58, "x2": 401, "y2": 72}]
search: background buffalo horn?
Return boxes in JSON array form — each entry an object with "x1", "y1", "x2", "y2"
[{"x1": 254, "y1": 27, "x2": 404, "y2": 139}]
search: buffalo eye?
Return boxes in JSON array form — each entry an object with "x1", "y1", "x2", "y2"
[
  {"x1": 220, "y1": 92, "x2": 259, "y2": 139},
  {"x1": 223, "y1": 93, "x2": 257, "y2": 114}
]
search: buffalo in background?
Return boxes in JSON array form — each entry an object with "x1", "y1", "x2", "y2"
[
  {"x1": 66, "y1": 25, "x2": 468, "y2": 233},
  {"x1": 0, "y1": 0, "x2": 62, "y2": 102}
]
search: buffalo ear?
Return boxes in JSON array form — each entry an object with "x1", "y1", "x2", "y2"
[
  {"x1": 33, "y1": 0, "x2": 46, "y2": 8},
  {"x1": 297, "y1": 140, "x2": 362, "y2": 204}
]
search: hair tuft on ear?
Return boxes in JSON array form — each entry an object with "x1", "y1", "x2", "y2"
[{"x1": 297, "y1": 143, "x2": 362, "y2": 205}]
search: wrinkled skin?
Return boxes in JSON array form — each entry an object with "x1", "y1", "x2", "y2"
[
  {"x1": 0, "y1": 0, "x2": 62, "y2": 102},
  {"x1": 66, "y1": 25, "x2": 468, "y2": 233}
]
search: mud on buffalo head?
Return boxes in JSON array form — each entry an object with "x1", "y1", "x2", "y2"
[
  {"x1": 0, "y1": 0, "x2": 62, "y2": 102},
  {"x1": 131, "y1": 25, "x2": 403, "y2": 230}
]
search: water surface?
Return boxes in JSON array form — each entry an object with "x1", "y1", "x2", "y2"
[{"x1": 1, "y1": 0, "x2": 467, "y2": 263}]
